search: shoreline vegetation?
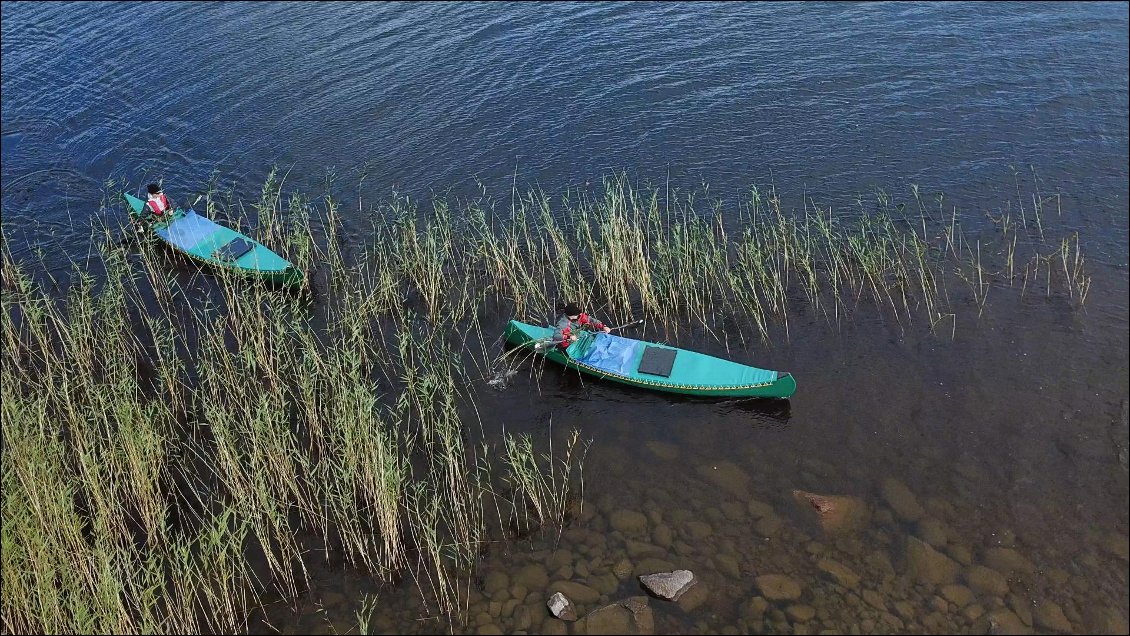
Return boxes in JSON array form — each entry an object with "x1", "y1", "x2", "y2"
[{"x1": 1, "y1": 170, "x2": 1089, "y2": 633}]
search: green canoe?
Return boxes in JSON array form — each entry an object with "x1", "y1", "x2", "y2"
[
  {"x1": 504, "y1": 319, "x2": 796, "y2": 399},
  {"x1": 123, "y1": 192, "x2": 304, "y2": 287}
]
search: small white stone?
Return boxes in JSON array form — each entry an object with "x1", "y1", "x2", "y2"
[{"x1": 547, "y1": 592, "x2": 577, "y2": 621}]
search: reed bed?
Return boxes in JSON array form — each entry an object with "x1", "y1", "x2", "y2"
[{"x1": 1, "y1": 169, "x2": 1088, "y2": 634}]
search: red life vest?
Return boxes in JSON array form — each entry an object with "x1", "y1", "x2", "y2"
[{"x1": 146, "y1": 193, "x2": 171, "y2": 215}]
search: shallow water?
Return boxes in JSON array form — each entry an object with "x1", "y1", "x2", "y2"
[{"x1": 2, "y1": 2, "x2": 1127, "y2": 634}]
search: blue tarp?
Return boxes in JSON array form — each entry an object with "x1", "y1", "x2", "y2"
[
  {"x1": 576, "y1": 334, "x2": 642, "y2": 375},
  {"x1": 155, "y1": 210, "x2": 218, "y2": 251}
]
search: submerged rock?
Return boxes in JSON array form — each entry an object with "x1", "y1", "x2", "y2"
[
  {"x1": 638, "y1": 570, "x2": 697, "y2": 601},
  {"x1": 513, "y1": 564, "x2": 549, "y2": 591},
  {"x1": 983, "y1": 547, "x2": 1036, "y2": 575},
  {"x1": 613, "y1": 558, "x2": 634, "y2": 580},
  {"x1": 644, "y1": 441, "x2": 680, "y2": 461},
  {"x1": 984, "y1": 608, "x2": 1032, "y2": 635},
  {"x1": 965, "y1": 564, "x2": 1010, "y2": 597},
  {"x1": 905, "y1": 536, "x2": 960, "y2": 586},
  {"x1": 940, "y1": 584, "x2": 974, "y2": 607},
  {"x1": 539, "y1": 616, "x2": 569, "y2": 635},
  {"x1": 1033, "y1": 600, "x2": 1073, "y2": 633},
  {"x1": 577, "y1": 600, "x2": 653, "y2": 635},
  {"x1": 816, "y1": 558, "x2": 861, "y2": 589},
  {"x1": 916, "y1": 518, "x2": 951, "y2": 547},
  {"x1": 548, "y1": 580, "x2": 601, "y2": 605},
  {"x1": 696, "y1": 460, "x2": 753, "y2": 496},
  {"x1": 1100, "y1": 531, "x2": 1130, "y2": 562},
  {"x1": 547, "y1": 592, "x2": 578, "y2": 622},
  {"x1": 754, "y1": 574, "x2": 803, "y2": 601},
  {"x1": 747, "y1": 498, "x2": 775, "y2": 519},
  {"x1": 754, "y1": 514, "x2": 783, "y2": 537},
  {"x1": 675, "y1": 578, "x2": 709, "y2": 612},
  {"x1": 1084, "y1": 605, "x2": 1130, "y2": 635},
  {"x1": 792, "y1": 489, "x2": 870, "y2": 535},
  {"x1": 610, "y1": 509, "x2": 650, "y2": 535},
  {"x1": 787, "y1": 604, "x2": 817, "y2": 622},
  {"x1": 881, "y1": 478, "x2": 925, "y2": 522},
  {"x1": 620, "y1": 596, "x2": 655, "y2": 633}
]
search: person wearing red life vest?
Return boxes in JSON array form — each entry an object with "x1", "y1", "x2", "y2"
[
  {"x1": 552, "y1": 302, "x2": 611, "y2": 356},
  {"x1": 145, "y1": 183, "x2": 173, "y2": 219}
]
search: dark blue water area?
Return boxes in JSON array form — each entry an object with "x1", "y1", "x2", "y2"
[
  {"x1": 2, "y1": 3, "x2": 1127, "y2": 260},
  {"x1": 2, "y1": 2, "x2": 1128, "y2": 633}
]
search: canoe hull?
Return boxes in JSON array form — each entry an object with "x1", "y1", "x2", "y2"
[
  {"x1": 123, "y1": 193, "x2": 304, "y2": 288},
  {"x1": 504, "y1": 320, "x2": 796, "y2": 399}
]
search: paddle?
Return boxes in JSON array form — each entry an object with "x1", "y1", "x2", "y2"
[{"x1": 609, "y1": 318, "x2": 645, "y2": 332}]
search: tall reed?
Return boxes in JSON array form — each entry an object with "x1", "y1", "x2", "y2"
[{"x1": 1, "y1": 169, "x2": 1088, "y2": 634}]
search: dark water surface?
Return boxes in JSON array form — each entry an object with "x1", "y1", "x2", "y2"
[{"x1": 3, "y1": 2, "x2": 1127, "y2": 634}]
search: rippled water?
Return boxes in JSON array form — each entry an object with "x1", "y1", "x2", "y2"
[{"x1": 3, "y1": 2, "x2": 1127, "y2": 634}]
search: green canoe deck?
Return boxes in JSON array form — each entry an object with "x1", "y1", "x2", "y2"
[
  {"x1": 504, "y1": 319, "x2": 796, "y2": 398},
  {"x1": 123, "y1": 193, "x2": 303, "y2": 287}
]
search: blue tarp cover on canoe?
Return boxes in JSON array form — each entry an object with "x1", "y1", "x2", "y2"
[
  {"x1": 575, "y1": 334, "x2": 642, "y2": 376},
  {"x1": 155, "y1": 210, "x2": 218, "y2": 251}
]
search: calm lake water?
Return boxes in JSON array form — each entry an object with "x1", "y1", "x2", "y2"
[{"x1": 2, "y1": 2, "x2": 1127, "y2": 634}]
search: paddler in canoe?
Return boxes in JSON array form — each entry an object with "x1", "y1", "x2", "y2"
[
  {"x1": 145, "y1": 183, "x2": 174, "y2": 219},
  {"x1": 551, "y1": 302, "x2": 612, "y2": 357}
]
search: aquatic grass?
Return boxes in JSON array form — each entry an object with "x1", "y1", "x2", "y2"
[
  {"x1": 1, "y1": 169, "x2": 1089, "y2": 635},
  {"x1": 501, "y1": 428, "x2": 589, "y2": 546}
]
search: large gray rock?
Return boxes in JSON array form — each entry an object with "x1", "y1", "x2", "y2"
[
  {"x1": 547, "y1": 592, "x2": 577, "y2": 622},
  {"x1": 638, "y1": 570, "x2": 697, "y2": 601}
]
